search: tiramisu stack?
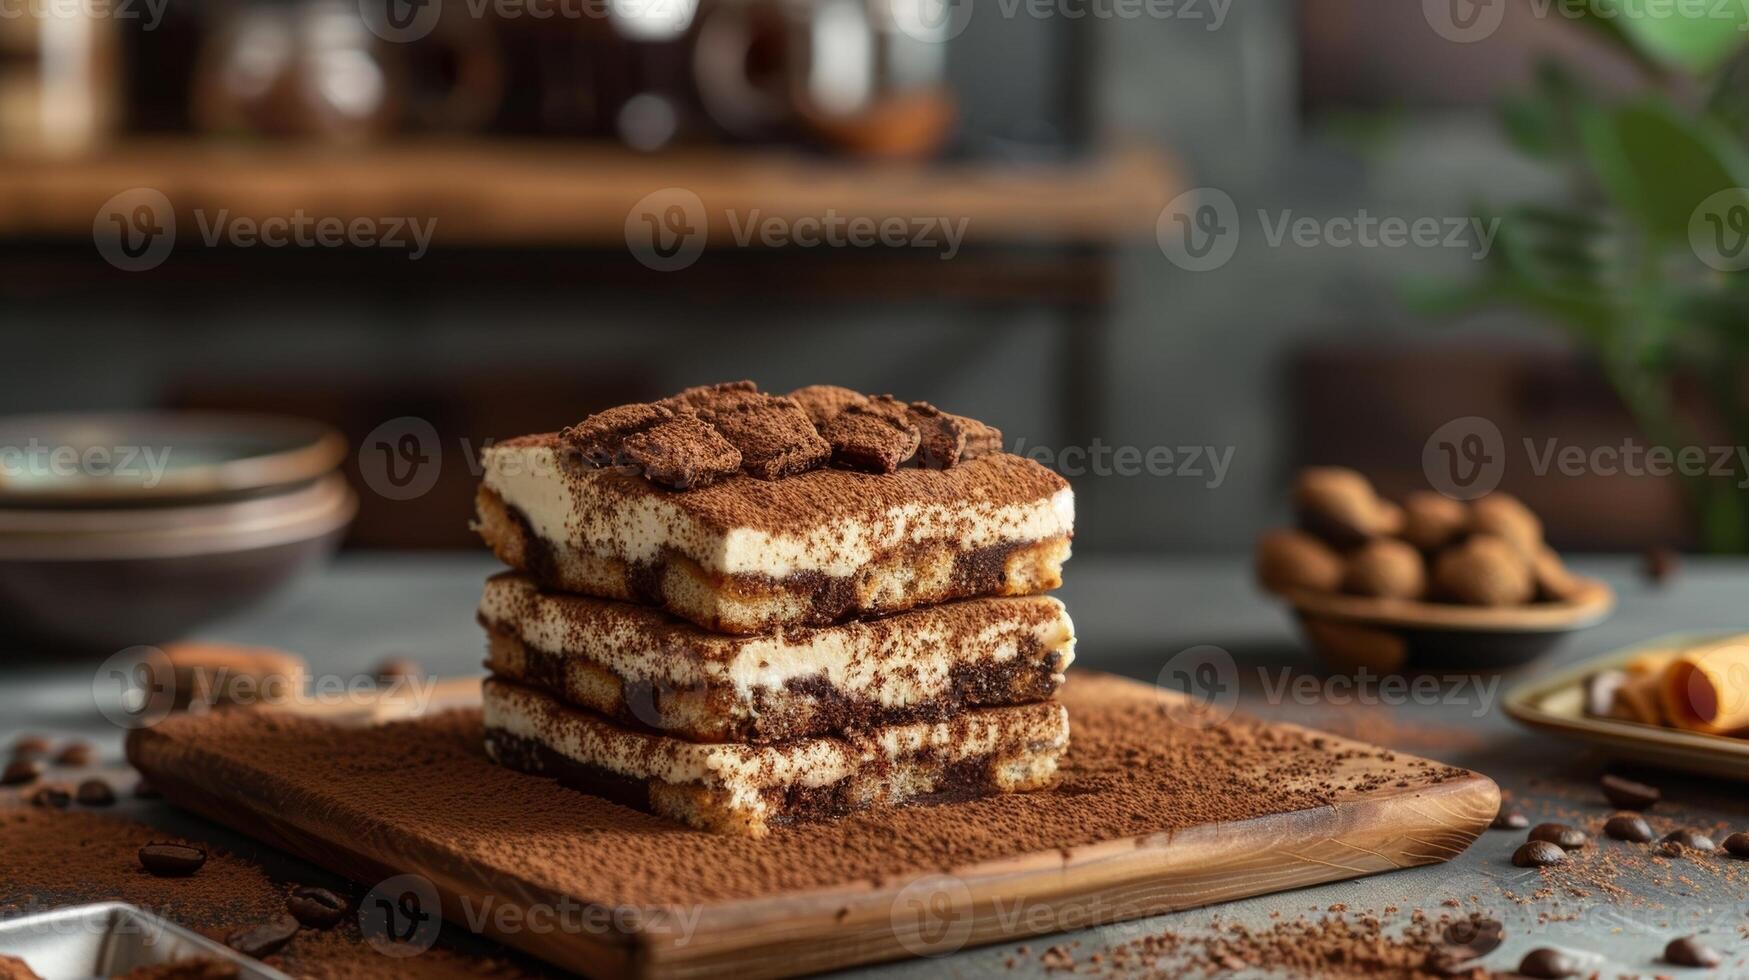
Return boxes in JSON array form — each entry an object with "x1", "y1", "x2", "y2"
[{"x1": 472, "y1": 382, "x2": 1076, "y2": 837}]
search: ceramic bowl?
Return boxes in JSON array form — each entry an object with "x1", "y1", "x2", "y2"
[
  {"x1": 1282, "y1": 579, "x2": 1616, "y2": 673},
  {"x1": 0, "y1": 414, "x2": 354, "y2": 651}
]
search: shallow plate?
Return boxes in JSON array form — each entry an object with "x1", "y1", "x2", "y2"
[
  {"x1": 1282, "y1": 578, "x2": 1614, "y2": 671},
  {"x1": 0, "y1": 412, "x2": 345, "y2": 507},
  {"x1": 1503, "y1": 632, "x2": 1749, "y2": 782}
]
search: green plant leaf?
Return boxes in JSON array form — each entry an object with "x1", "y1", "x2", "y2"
[
  {"x1": 1594, "y1": 0, "x2": 1749, "y2": 74},
  {"x1": 1556, "y1": 0, "x2": 1670, "y2": 76},
  {"x1": 1580, "y1": 100, "x2": 1749, "y2": 242},
  {"x1": 1497, "y1": 59, "x2": 1599, "y2": 164},
  {"x1": 1501, "y1": 95, "x2": 1563, "y2": 159},
  {"x1": 1705, "y1": 48, "x2": 1749, "y2": 135}
]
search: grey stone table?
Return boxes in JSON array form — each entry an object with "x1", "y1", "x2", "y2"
[{"x1": 3, "y1": 553, "x2": 1746, "y2": 977}]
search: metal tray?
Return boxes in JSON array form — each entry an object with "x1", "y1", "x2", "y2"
[
  {"x1": 0, "y1": 902, "x2": 291, "y2": 979},
  {"x1": 1503, "y1": 631, "x2": 1749, "y2": 782}
]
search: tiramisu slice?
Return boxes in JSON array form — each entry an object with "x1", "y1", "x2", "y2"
[
  {"x1": 474, "y1": 383, "x2": 1073, "y2": 634},
  {"x1": 482, "y1": 676, "x2": 1069, "y2": 838},
  {"x1": 480, "y1": 572, "x2": 1075, "y2": 743}
]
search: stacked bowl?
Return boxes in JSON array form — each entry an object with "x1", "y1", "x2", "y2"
[{"x1": 0, "y1": 414, "x2": 355, "y2": 651}]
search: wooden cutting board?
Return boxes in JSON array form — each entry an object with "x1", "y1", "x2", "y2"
[{"x1": 126, "y1": 671, "x2": 1498, "y2": 980}]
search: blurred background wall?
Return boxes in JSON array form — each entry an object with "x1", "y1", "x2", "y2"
[{"x1": 1, "y1": 0, "x2": 1735, "y2": 554}]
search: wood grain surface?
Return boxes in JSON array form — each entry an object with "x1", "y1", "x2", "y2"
[{"x1": 127, "y1": 672, "x2": 1498, "y2": 980}]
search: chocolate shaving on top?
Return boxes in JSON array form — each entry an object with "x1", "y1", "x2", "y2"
[
  {"x1": 668, "y1": 383, "x2": 830, "y2": 481},
  {"x1": 559, "y1": 403, "x2": 742, "y2": 490},
  {"x1": 907, "y1": 402, "x2": 965, "y2": 470},
  {"x1": 956, "y1": 415, "x2": 1004, "y2": 460},
  {"x1": 821, "y1": 396, "x2": 921, "y2": 474},
  {"x1": 620, "y1": 413, "x2": 743, "y2": 490},
  {"x1": 562, "y1": 382, "x2": 1005, "y2": 489},
  {"x1": 560, "y1": 403, "x2": 677, "y2": 468}
]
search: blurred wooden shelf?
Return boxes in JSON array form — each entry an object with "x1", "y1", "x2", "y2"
[{"x1": 0, "y1": 139, "x2": 1180, "y2": 247}]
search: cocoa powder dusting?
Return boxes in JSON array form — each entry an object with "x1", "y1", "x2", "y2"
[
  {"x1": 0, "y1": 808, "x2": 280, "y2": 930},
  {"x1": 125, "y1": 675, "x2": 1470, "y2": 909}
]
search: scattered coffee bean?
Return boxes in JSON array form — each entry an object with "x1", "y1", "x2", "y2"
[
  {"x1": 132, "y1": 779, "x2": 161, "y2": 800},
  {"x1": 28, "y1": 783, "x2": 70, "y2": 808},
  {"x1": 1490, "y1": 805, "x2": 1528, "y2": 830},
  {"x1": 1599, "y1": 774, "x2": 1659, "y2": 810},
  {"x1": 1513, "y1": 840, "x2": 1566, "y2": 868},
  {"x1": 2, "y1": 759, "x2": 43, "y2": 786},
  {"x1": 226, "y1": 915, "x2": 300, "y2": 959},
  {"x1": 1584, "y1": 670, "x2": 1627, "y2": 718},
  {"x1": 1724, "y1": 831, "x2": 1749, "y2": 858},
  {"x1": 1468, "y1": 918, "x2": 1503, "y2": 954},
  {"x1": 1660, "y1": 829, "x2": 1715, "y2": 854},
  {"x1": 138, "y1": 842, "x2": 206, "y2": 877},
  {"x1": 373, "y1": 657, "x2": 424, "y2": 686},
  {"x1": 285, "y1": 886, "x2": 348, "y2": 929},
  {"x1": 1436, "y1": 917, "x2": 1503, "y2": 963},
  {"x1": 75, "y1": 779, "x2": 116, "y2": 807},
  {"x1": 53, "y1": 742, "x2": 93, "y2": 766},
  {"x1": 1528, "y1": 823, "x2": 1589, "y2": 850},
  {"x1": 1604, "y1": 813, "x2": 1654, "y2": 843},
  {"x1": 1642, "y1": 547, "x2": 1678, "y2": 584},
  {"x1": 1519, "y1": 947, "x2": 1579, "y2": 978},
  {"x1": 1663, "y1": 936, "x2": 1721, "y2": 968}
]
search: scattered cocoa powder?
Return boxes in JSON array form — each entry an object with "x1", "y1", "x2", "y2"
[
  {"x1": 1079, "y1": 910, "x2": 1497, "y2": 979},
  {"x1": 0, "y1": 809, "x2": 277, "y2": 927}
]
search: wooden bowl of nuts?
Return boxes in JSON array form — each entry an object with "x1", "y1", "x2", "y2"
[{"x1": 1256, "y1": 468, "x2": 1614, "y2": 672}]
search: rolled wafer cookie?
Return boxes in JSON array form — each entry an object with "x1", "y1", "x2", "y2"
[
  {"x1": 1610, "y1": 650, "x2": 1675, "y2": 725},
  {"x1": 1661, "y1": 639, "x2": 1749, "y2": 736}
]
